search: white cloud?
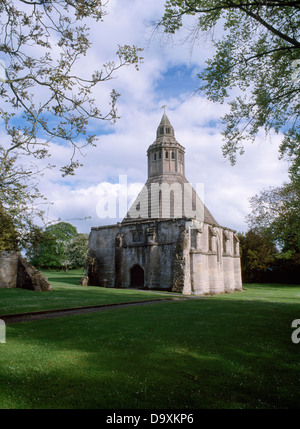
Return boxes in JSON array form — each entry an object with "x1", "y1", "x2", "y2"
[
  {"x1": 1, "y1": 1, "x2": 291, "y2": 235},
  {"x1": 38, "y1": 94, "x2": 289, "y2": 234}
]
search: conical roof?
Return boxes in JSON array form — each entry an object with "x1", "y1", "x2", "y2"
[
  {"x1": 159, "y1": 112, "x2": 172, "y2": 127},
  {"x1": 122, "y1": 113, "x2": 219, "y2": 226},
  {"x1": 154, "y1": 111, "x2": 176, "y2": 140}
]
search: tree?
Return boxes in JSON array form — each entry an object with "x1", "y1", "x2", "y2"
[
  {"x1": 0, "y1": 1, "x2": 142, "y2": 250},
  {"x1": 238, "y1": 228, "x2": 277, "y2": 282},
  {"x1": 62, "y1": 233, "x2": 89, "y2": 270},
  {"x1": 0, "y1": 148, "x2": 45, "y2": 251},
  {"x1": 30, "y1": 221, "x2": 78, "y2": 268},
  {"x1": 245, "y1": 181, "x2": 300, "y2": 282},
  {"x1": 247, "y1": 181, "x2": 300, "y2": 252},
  {"x1": 0, "y1": 203, "x2": 19, "y2": 251},
  {"x1": 159, "y1": 1, "x2": 300, "y2": 178},
  {"x1": 0, "y1": 0, "x2": 143, "y2": 176}
]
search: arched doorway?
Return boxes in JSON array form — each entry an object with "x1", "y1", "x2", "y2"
[{"x1": 130, "y1": 265, "x2": 144, "y2": 288}]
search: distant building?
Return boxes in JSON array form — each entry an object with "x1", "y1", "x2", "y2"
[{"x1": 87, "y1": 113, "x2": 242, "y2": 295}]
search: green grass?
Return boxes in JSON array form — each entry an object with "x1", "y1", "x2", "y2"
[
  {"x1": 0, "y1": 276, "x2": 299, "y2": 409},
  {"x1": 0, "y1": 269, "x2": 172, "y2": 316}
]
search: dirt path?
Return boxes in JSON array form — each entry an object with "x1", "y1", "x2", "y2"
[{"x1": 1, "y1": 296, "x2": 203, "y2": 324}]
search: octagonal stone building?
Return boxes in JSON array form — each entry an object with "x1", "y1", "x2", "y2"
[{"x1": 87, "y1": 113, "x2": 242, "y2": 295}]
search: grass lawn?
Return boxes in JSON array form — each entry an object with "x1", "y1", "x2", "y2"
[
  {"x1": 0, "y1": 274, "x2": 299, "y2": 409},
  {"x1": 0, "y1": 269, "x2": 172, "y2": 316}
]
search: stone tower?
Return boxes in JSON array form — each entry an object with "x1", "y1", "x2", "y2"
[
  {"x1": 123, "y1": 112, "x2": 218, "y2": 225},
  {"x1": 147, "y1": 112, "x2": 185, "y2": 178}
]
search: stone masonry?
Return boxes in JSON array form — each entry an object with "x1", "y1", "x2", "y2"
[
  {"x1": 87, "y1": 113, "x2": 242, "y2": 295},
  {"x1": 0, "y1": 251, "x2": 53, "y2": 291}
]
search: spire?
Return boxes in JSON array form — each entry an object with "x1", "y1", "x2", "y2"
[
  {"x1": 148, "y1": 113, "x2": 184, "y2": 179},
  {"x1": 159, "y1": 112, "x2": 171, "y2": 126},
  {"x1": 122, "y1": 112, "x2": 219, "y2": 226},
  {"x1": 156, "y1": 112, "x2": 175, "y2": 138}
]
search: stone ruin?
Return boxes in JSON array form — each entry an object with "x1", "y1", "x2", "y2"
[{"x1": 0, "y1": 251, "x2": 53, "y2": 291}]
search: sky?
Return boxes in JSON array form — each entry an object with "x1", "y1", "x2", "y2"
[{"x1": 2, "y1": 0, "x2": 290, "y2": 234}]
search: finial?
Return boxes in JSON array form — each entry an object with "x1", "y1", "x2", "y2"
[{"x1": 161, "y1": 105, "x2": 167, "y2": 113}]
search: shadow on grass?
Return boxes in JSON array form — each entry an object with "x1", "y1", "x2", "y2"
[
  {"x1": 0, "y1": 282, "x2": 171, "y2": 316},
  {"x1": 1, "y1": 297, "x2": 299, "y2": 409},
  {"x1": 243, "y1": 283, "x2": 300, "y2": 289}
]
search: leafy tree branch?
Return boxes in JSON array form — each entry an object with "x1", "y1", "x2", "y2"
[
  {"x1": 159, "y1": 1, "x2": 299, "y2": 181},
  {"x1": 0, "y1": 0, "x2": 143, "y2": 252},
  {"x1": 0, "y1": 1, "x2": 143, "y2": 177}
]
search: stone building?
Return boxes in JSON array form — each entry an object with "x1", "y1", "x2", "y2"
[{"x1": 88, "y1": 113, "x2": 242, "y2": 295}]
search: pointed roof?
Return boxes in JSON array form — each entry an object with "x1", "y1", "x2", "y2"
[
  {"x1": 122, "y1": 113, "x2": 219, "y2": 226},
  {"x1": 159, "y1": 112, "x2": 171, "y2": 126},
  {"x1": 155, "y1": 112, "x2": 175, "y2": 139}
]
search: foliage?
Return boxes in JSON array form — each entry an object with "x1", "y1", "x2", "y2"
[
  {"x1": 160, "y1": 1, "x2": 300, "y2": 177},
  {"x1": 160, "y1": 1, "x2": 300, "y2": 284},
  {"x1": 0, "y1": 148, "x2": 46, "y2": 251},
  {"x1": 61, "y1": 233, "x2": 89, "y2": 269},
  {"x1": 238, "y1": 228, "x2": 277, "y2": 282},
  {"x1": 0, "y1": 0, "x2": 143, "y2": 176},
  {"x1": 29, "y1": 221, "x2": 79, "y2": 269},
  {"x1": 247, "y1": 181, "x2": 300, "y2": 252},
  {"x1": 0, "y1": 1, "x2": 143, "y2": 251},
  {"x1": 0, "y1": 203, "x2": 19, "y2": 251},
  {"x1": 239, "y1": 180, "x2": 300, "y2": 283}
]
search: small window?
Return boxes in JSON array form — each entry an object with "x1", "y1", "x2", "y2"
[
  {"x1": 191, "y1": 229, "x2": 198, "y2": 249},
  {"x1": 217, "y1": 241, "x2": 221, "y2": 263},
  {"x1": 153, "y1": 153, "x2": 157, "y2": 161},
  {"x1": 166, "y1": 127, "x2": 170, "y2": 134},
  {"x1": 132, "y1": 231, "x2": 143, "y2": 243},
  {"x1": 158, "y1": 151, "x2": 162, "y2": 160},
  {"x1": 165, "y1": 151, "x2": 169, "y2": 159},
  {"x1": 171, "y1": 151, "x2": 175, "y2": 160},
  {"x1": 160, "y1": 127, "x2": 164, "y2": 135}
]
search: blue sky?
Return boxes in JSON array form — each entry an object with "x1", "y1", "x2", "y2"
[
  {"x1": 155, "y1": 65, "x2": 201, "y2": 99},
  {"x1": 0, "y1": 0, "x2": 290, "y2": 234}
]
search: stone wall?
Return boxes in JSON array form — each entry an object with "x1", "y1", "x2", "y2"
[
  {"x1": 187, "y1": 222, "x2": 242, "y2": 295},
  {"x1": 88, "y1": 218, "x2": 243, "y2": 295},
  {"x1": 88, "y1": 219, "x2": 183, "y2": 290},
  {"x1": 0, "y1": 251, "x2": 18, "y2": 288},
  {"x1": 0, "y1": 251, "x2": 53, "y2": 291}
]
